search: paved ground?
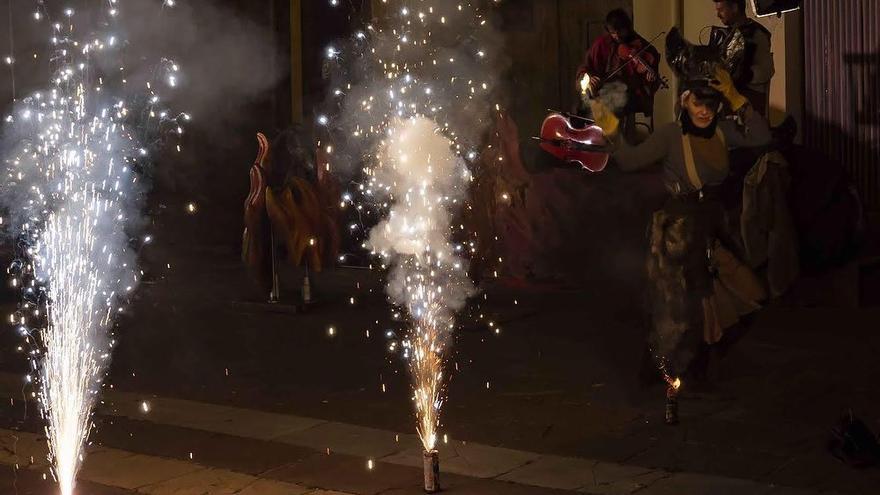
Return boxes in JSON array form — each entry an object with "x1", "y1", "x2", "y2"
[
  {"x1": 0, "y1": 375, "x2": 823, "y2": 494},
  {"x1": 0, "y1": 208, "x2": 877, "y2": 494}
]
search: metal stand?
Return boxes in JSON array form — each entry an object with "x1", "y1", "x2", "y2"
[
  {"x1": 230, "y1": 223, "x2": 298, "y2": 315},
  {"x1": 302, "y1": 264, "x2": 311, "y2": 305},
  {"x1": 269, "y1": 225, "x2": 280, "y2": 303}
]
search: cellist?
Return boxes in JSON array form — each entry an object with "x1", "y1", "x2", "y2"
[{"x1": 575, "y1": 8, "x2": 661, "y2": 142}]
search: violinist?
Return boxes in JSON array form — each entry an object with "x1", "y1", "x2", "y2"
[{"x1": 576, "y1": 9, "x2": 661, "y2": 141}]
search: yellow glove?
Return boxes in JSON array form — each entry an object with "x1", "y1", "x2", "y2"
[
  {"x1": 589, "y1": 100, "x2": 619, "y2": 137},
  {"x1": 710, "y1": 66, "x2": 748, "y2": 111}
]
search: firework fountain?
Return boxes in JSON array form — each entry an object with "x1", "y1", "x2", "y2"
[
  {"x1": 370, "y1": 115, "x2": 473, "y2": 492},
  {"x1": 322, "y1": 1, "x2": 504, "y2": 490},
  {"x1": 1, "y1": 2, "x2": 184, "y2": 493}
]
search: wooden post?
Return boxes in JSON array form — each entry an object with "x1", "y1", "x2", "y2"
[{"x1": 290, "y1": 0, "x2": 303, "y2": 123}]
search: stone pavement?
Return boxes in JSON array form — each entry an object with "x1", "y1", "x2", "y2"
[
  {"x1": 0, "y1": 372, "x2": 819, "y2": 495},
  {"x1": 0, "y1": 462, "x2": 132, "y2": 495}
]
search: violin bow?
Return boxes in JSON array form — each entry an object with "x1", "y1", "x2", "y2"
[
  {"x1": 531, "y1": 136, "x2": 610, "y2": 153},
  {"x1": 545, "y1": 109, "x2": 596, "y2": 124}
]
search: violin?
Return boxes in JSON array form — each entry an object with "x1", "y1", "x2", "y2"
[
  {"x1": 609, "y1": 40, "x2": 669, "y2": 89},
  {"x1": 585, "y1": 32, "x2": 669, "y2": 96},
  {"x1": 535, "y1": 112, "x2": 610, "y2": 173},
  {"x1": 616, "y1": 43, "x2": 669, "y2": 90}
]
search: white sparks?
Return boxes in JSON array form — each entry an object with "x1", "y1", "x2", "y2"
[{"x1": 1, "y1": 5, "x2": 187, "y2": 495}]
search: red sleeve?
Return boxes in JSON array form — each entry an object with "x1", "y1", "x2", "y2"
[
  {"x1": 577, "y1": 35, "x2": 612, "y2": 82},
  {"x1": 585, "y1": 36, "x2": 611, "y2": 79}
]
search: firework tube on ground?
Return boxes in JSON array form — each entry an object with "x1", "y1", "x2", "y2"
[{"x1": 423, "y1": 449, "x2": 440, "y2": 493}]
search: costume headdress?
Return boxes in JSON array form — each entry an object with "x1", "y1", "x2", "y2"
[
  {"x1": 665, "y1": 28, "x2": 725, "y2": 106},
  {"x1": 665, "y1": 28, "x2": 726, "y2": 135}
]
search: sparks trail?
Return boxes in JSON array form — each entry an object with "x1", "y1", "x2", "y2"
[
  {"x1": 369, "y1": 115, "x2": 475, "y2": 452},
  {"x1": 1, "y1": 2, "x2": 185, "y2": 494},
  {"x1": 405, "y1": 259, "x2": 451, "y2": 450}
]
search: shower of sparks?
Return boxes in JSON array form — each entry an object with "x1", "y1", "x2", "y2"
[
  {"x1": 38, "y1": 190, "x2": 118, "y2": 495},
  {"x1": 322, "y1": 1, "x2": 502, "y2": 452},
  {"x1": 2, "y1": 3, "x2": 184, "y2": 494},
  {"x1": 369, "y1": 116, "x2": 474, "y2": 452},
  {"x1": 409, "y1": 302, "x2": 445, "y2": 450}
]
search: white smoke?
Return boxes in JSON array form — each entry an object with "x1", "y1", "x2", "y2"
[
  {"x1": 367, "y1": 116, "x2": 476, "y2": 316},
  {"x1": 581, "y1": 80, "x2": 629, "y2": 114},
  {"x1": 319, "y1": 4, "x2": 509, "y2": 179},
  {"x1": 597, "y1": 81, "x2": 630, "y2": 113}
]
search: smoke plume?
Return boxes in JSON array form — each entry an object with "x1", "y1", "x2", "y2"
[{"x1": 367, "y1": 116, "x2": 476, "y2": 317}]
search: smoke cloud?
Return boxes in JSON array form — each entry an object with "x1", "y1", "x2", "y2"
[
  {"x1": 597, "y1": 81, "x2": 629, "y2": 114},
  {"x1": 319, "y1": 4, "x2": 509, "y2": 179},
  {"x1": 107, "y1": 0, "x2": 284, "y2": 128},
  {"x1": 367, "y1": 116, "x2": 476, "y2": 315}
]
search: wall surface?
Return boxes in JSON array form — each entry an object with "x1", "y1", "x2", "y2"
[
  {"x1": 804, "y1": 0, "x2": 880, "y2": 211},
  {"x1": 632, "y1": 0, "x2": 679, "y2": 128}
]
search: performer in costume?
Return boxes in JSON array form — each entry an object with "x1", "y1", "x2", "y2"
[
  {"x1": 576, "y1": 8, "x2": 662, "y2": 141},
  {"x1": 710, "y1": 0, "x2": 774, "y2": 117},
  {"x1": 590, "y1": 29, "x2": 770, "y2": 422}
]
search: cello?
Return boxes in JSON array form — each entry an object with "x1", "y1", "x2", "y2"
[{"x1": 535, "y1": 111, "x2": 611, "y2": 173}]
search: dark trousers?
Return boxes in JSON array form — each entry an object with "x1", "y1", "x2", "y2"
[{"x1": 646, "y1": 195, "x2": 729, "y2": 377}]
